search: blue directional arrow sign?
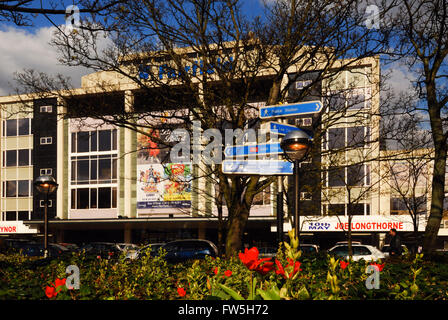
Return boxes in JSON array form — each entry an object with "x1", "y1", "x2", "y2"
[
  {"x1": 259, "y1": 101, "x2": 323, "y2": 119},
  {"x1": 222, "y1": 160, "x2": 294, "y2": 175},
  {"x1": 224, "y1": 143, "x2": 283, "y2": 158},
  {"x1": 268, "y1": 122, "x2": 302, "y2": 135}
]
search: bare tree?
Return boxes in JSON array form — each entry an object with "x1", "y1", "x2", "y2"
[{"x1": 11, "y1": 0, "x2": 390, "y2": 257}]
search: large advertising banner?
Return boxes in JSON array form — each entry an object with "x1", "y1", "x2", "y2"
[{"x1": 136, "y1": 126, "x2": 192, "y2": 210}]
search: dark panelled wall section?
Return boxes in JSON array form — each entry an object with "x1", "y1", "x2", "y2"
[{"x1": 32, "y1": 98, "x2": 58, "y2": 220}]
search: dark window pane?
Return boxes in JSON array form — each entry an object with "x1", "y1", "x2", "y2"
[
  {"x1": 98, "y1": 130, "x2": 111, "y2": 151},
  {"x1": 112, "y1": 187, "x2": 117, "y2": 208},
  {"x1": 328, "y1": 92, "x2": 346, "y2": 111},
  {"x1": 112, "y1": 129, "x2": 117, "y2": 150},
  {"x1": 6, "y1": 119, "x2": 17, "y2": 136},
  {"x1": 348, "y1": 91, "x2": 365, "y2": 109},
  {"x1": 6, "y1": 181, "x2": 17, "y2": 197},
  {"x1": 71, "y1": 133, "x2": 76, "y2": 153},
  {"x1": 6, "y1": 150, "x2": 17, "y2": 167},
  {"x1": 90, "y1": 188, "x2": 97, "y2": 208},
  {"x1": 77, "y1": 160, "x2": 89, "y2": 181},
  {"x1": 90, "y1": 131, "x2": 97, "y2": 152},
  {"x1": 98, "y1": 187, "x2": 111, "y2": 208},
  {"x1": 77, "y1": 132, "x2": 90, "y2": 153},
  {"x1": 71, "y1": 189, "x2": 76, "y2": 209},
  {"x1": 348, "y1": 203, "x2": 365, "y2": 215},
  {"x1": 6, "y1": 211, "x2": 16, "y2": 221},
  {"x1": 77, "y1": 188, "x2": 89, "y2": 209},
  {"x1": 71, "y1": 161, "x2": 76, "y2": 182},
  {"x1": 329, "y1": 204, "x2": 345, "y2": 215},
  {"x1": 98, "y1": 159, "x2": 111, "y2": 180},
  {"x1": 112, "y1": 159, "x2": 117, "y2": 180},
  {"x1": 18, "y1": 180, "x2": 29, "y2": 197},
  {"x1": 18, "y1": 119, "x2": 29, "y2": 135},
  {"x1": 18, "y1": 211, "x2": 29, "y2": 220},
  {"x1": 347, "y1": 165, "x2": 364, "y2": 186},
  {"x1": 347, "y1": 127, "x2": 365, "y2": 148},
  {"x1": 329, "y1": 167, "x2": 345, "y2": 187},
  {"x1": 90, "y1": 159, "x2": 97, "y2": 180},
  {"x1": 18, "y1": 149, "x2": 29, "y2": 166},
  {"x1": 328, "y1": 128, "x2": 345, "y2": 149}
]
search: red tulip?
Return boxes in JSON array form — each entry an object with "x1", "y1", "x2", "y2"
[
  {"x1": 340, "y1": 261, "x2": 349, "y2": 270},
  {"x1": 224, "y1": 270, "x2": 232, "y2": 277},
  {"x1": 177, "y1": 287, "x2": 186, "y2": 297},
  {"x1": 371, "y1": 263, "x2": 385, "y2": 271},
  {"x1": 239, "y1": 247, "x2": 261, "y2": 270},
  {"x1": 256, "y1": 261, "x2": 275, "y2": 275},
  {"x1": 213, "y1": 267, "x2": 218, "y2": 275},
  {"x1": 275, "y1": 258, "x2": 302, "y2": 279},
  {"x1": 45, "y1": 286, "x2": 57, "y2": 299},
  {"x1": 55, "y1": 278, "x2": 66, "y2": 289}
]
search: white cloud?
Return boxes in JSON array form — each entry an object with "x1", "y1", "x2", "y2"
[
  {"x1": 0, "y1": 26, "x2": 91, "y2": 96},
  {"x1": 383, "y1": 61, "x2": 416, "y2": 95}
]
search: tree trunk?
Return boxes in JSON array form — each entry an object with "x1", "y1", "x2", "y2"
[
  {"x1": 217, "y1": 192, "x2": 224, "y2": 257},
  {"x1": 423, "y1": 85, "x2": 447, "y2": 254},
  {"x1": 225, "y1": 204, "x2": 250, "y2": 258}
]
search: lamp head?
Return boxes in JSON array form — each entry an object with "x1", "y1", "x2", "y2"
[
  {"x1": 280, "y1": 129, "x2": 312, "y2": 162},
  {"x1": 34, "y1": 175, "x2": 58, "y2": 194}
]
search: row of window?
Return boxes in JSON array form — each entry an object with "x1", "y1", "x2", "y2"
[
  {"x1": 2, "y1": 118, "x2": 31, "y2": 137},
  {"x1": 2, "y1": 149, "x2": 32, "y2": 167},
  {"x1": 1, "y1": 211, "x2": 32, "y2": 221},
  {"x1": 323, "y1": 203, "x2": 371, "y2": 216},
  {"x1": 327, "y1": 164, "x2": 370, "y2": 187},
  {"x1": 70, "y1": 187, "x2": 117, "y2": 209},
  {"x1": 71, "y1": 154, "x2": 118, "y2": 185},
  {"x1": 71, "y1": 129, "x2": 117, "y2": 153},
  {"x1": 2, "y1": 180, "x2": 33, "y2": 198},
  {"x1": 325, "y1": 126, "x2": 370, "y2": 150}
]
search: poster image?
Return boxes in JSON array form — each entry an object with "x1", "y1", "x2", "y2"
[{"x1": 137, "y1": 163, "x2": 192, "y2": 209}]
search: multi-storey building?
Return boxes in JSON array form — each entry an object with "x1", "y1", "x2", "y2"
[{"x1": 0, "y1": 51, "x2": 446, "y2": 249}]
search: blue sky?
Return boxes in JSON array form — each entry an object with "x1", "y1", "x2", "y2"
[{"x1": 0, "y1": 0, "x2": 414, "y2": 97}]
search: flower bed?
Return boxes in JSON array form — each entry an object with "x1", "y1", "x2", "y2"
[{"x1": 1, "y1": 232, "x2": 448, "y2": 300}]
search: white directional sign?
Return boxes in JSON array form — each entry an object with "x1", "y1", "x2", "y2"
[
  {"x1": 222, "y1": 160, "x2": 293, "y2": 175},
  {"x1": 267, "y1": 122, "x2": 302, "y2": 135},
  {"x1": 259, "y1": 101, "x2": 323, "y2": 119}
]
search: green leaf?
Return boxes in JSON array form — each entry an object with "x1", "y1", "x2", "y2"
[
  {"x1": 257, "y1": 284, "x2": 281, "y2": 300},
  {"x1": 216, "y1": 283, "x2": 244, "y2": 300}
]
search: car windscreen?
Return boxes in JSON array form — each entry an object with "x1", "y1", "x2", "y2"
[
  {"x1": 330, "y1": 246, "x2": 348, "y2": 256},
  {"x1": 353, "y1": 246, "x2": 372, "y2": 256}
]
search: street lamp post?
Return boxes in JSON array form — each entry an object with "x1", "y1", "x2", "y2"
[
  {"x1": 280, "y1": 130, "x2": 312, "y2": 242},
  {"x1": 34, "y1": 175, "x2": 58, "y2": 258}
]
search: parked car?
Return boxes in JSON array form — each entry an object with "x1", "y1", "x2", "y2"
[
  {"x1": 14, "y1": 242, "x2": 69, "y2": 258},
  {"x1": 57, "y1": 242, "x2": 79, "y2": 251},
  {"x1": 115, "y1": 243, "x2": 140, "y2": 252},
  {"x1": 381, "y1": 244, "x2": 408, "y2": 256},
  {"x1": 328, "y1": 244, "x2": 386, "y2": 261},
  {"x1": 80, "y1": 242, "x2": 121, "y2": 259},
  {"x1": 162, "y1": 239, "x2": 218, "y2": 263},
  {"x1": 299, "y1": 244, "x2": 320, "y2": 254},
  {"x1": 258, "y1": 246, "x2": 278, "y2": 258},
  {"x1": 335, "y1": 241, "x2": 362, "y2": 245},
  {"x1": 125, "y1": 243, "x2": 165, "y2": 260}
]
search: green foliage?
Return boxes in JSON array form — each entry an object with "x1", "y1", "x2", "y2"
[{"x1": 1, "y1": 242, "x2": 448, "y2": 300}]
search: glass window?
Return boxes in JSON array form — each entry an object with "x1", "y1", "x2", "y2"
[
  {"x1": 347, "y1": 165, "x2": 365, "y2": 186},
  {"x1": 347, "y1": 203, "x2": 365, "y2": 215},
  {"x1": 347, "y1": 90, "x2": 365, "y2": 109},
  {"x1": 18, "y1": 211, "x2": 29, "y2": 221},
  {"x1": 328, "y1": 92, "x2": 346, "y2": 111},
  {"x1": 6, "y1": 119, "x2": 17, "y2": 136},
  {"x1": 328, "y1": 204, "x2": 345, "y2": 215},
  {"x1": 328, "y1": 167, "x2": 345, "y2": 187},
  {"x1": 354, "y1": 246, "x2": 371, "y2": 256},
  {"x1": 112, "y1": 187, "x2": 117, "y2": 208},
  {"x1": 90, "y1": 159, "x2": 97, "y2": 180},
  {"x1": 18, "y1": 119, "x2": 29, "y2": 135},
  {"x1": 99, "y1": 130, "x2": 111, "y2": 151},
  {"x1": 18, "y1": 149, "x2": 29, "y2": 166},
  {"x1": 328, "y1": 128, "x2": 345, "y2": 149},
  {"x1": 90, "y1": 188, "x2": 97, "y2": 208},
  {"x1": 6, "y1": 211, "x2": 16, "y2": 221},
  {"x1": 77, "y1": 188, "x2": 89, "y2": 209},
  {"x1": 98, "y1": 159, "x2": 111, "y2": 180},
  {"x1": 347, "y1": 127, "x2": 365, "y2": 148},
  {"x1": 90, "y1": 131, "x2": 97, "y2": 152},
  {"x1": 71, "y1": 189, "x2": 76, "y2": 209},
  {"x1": 6, "y1": 150, "x2": 17, "y2": 167},
  {"x1": 98, "y1": 187, "x2": 111, "y2": 208},
  {"x1": 77, "y1": 160, "x2": 90, "y2": 183},
  {"x1": 6, "y1": 181, "x2": 17, "y2": 197},
  {"x1": 77, "y1": 132, "x2": 90, "y2": 153},
  {"x1": 112, "y1": 129, "x2": 117, "y2": 150},
  {"x1": 71, "y1": 133, "x2": 76, "y2": 153},
  {"x1": 18, "y1": 180, "x2": 29, "y2": 197}
]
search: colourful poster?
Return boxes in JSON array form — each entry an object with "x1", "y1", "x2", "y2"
[{"x1": 137, "y1": 127, "x2": 192, "y2": 209}]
